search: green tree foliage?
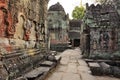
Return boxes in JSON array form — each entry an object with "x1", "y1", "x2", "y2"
[{"x1": 72, "y1": 6, "x2": 85, "y2": 19}]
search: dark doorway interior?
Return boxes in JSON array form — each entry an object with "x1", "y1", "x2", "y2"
[{"x1": 74, "y1": 39, "x2": 80, "y2": 47}]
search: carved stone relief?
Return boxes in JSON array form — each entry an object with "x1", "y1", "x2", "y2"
[
  {"x1": 0, "y1": 0, "x2": 49, "y2": 50},
  {"x1": 14, "y1": 14, "x2": 25, "y2": 39},
  {"x1": 23, "y1": 19, "x2": 32, "y2": 41}
]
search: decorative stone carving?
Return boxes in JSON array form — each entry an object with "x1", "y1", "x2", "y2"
[
  {"x1": 14, "y1": 14, "x2": 25, "y2": 39},
  {"x1": 29, "y1": 22, "x2": 36, "y2": 41},
  {"x1": 82, "y1": 3, "x2": 120, "y2": 55},
  {"x1": 35, "y1": 23, "x2": 41, "y2": 41},
  {"x1": 23, "y1": 19, "x2": 32, "y2": 41},
  {"x1": 0, "y1": 8, "x2": 6, "y2": 37},
  {"x1": 0, "y1": 0, "x2": 49, "y2": 50}
]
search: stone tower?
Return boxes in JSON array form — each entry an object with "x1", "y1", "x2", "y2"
[{"x1": 47, "y1": 2, "x2": 69, "y2": 51}]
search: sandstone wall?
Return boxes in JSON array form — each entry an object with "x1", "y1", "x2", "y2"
[
  {"x1": 82, "y1": 3, "x2": 120, "y2": 56},
  {"x1": 0, "y1": 0, "x2": 49, "y2": 52}
]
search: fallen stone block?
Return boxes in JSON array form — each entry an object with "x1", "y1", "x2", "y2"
[
  {"x1": 88, "y1": 62, "x2": 102, "y2": 75},
  {"x1": 24, "y1": 67, "x2": 50, "y2": 79},
  {"x1": 99, "y1": 62, "x2": 111, "y2": 75},
  {"x1": 111, "y1": 66, "x2": 120, "y2": 78},
  {"x1": 40, "y1": 61, "x2": 54, "y2": 67}
]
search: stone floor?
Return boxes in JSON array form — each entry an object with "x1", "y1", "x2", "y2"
[{"x1": 44, "y1": 48, "x2": 120, "y2": 80}]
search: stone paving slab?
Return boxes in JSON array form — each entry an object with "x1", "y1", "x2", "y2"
[
  {"x1": 44, "y1": 48, "x2": 95, "y2": 80},
  {"x1": 62, "y1": 73, "x2": 81, "y2": 80},
  {"x1": 69, "y1": 59, "x2": 77, "y2": 63},
  {"x1": 80, "y1": 72, "x2": 95, "y2": 80},
  {"x1": 56, "y1": 65, "x2": 67, "y2": 72},
  {"x1": 66, "y1": 63, "x2": 77, "y2": 73},
  {"x1": 78, "y1": 60, "x2": 88, "y2": 66},
  {"x1": 46, "y1": 72, "x2": 63, "y2": 80},
  {"x1": 77, "y1": 66, "x2": 91, "y2": 74},
  {"x1": 60, "y1": 57, "x2": 69, "y2": 65}
]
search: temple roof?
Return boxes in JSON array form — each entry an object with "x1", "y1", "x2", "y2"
[{"x1": 49, "y1": 2, "x2": 65, "y2": 12}]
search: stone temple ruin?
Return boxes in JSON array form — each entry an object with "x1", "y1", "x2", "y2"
[
  {"x1": 81, "y1": 2, "x2": 120, "y2": 58},
  {"x1": 80, "y1": 0, "x2": 120, "y2": 78},
  {"x1": 47, "y1": 2, "x2": 69, "y2": 51},
  {"x1": 0, "y1": 0, "x2": 61, "y2": 80}
]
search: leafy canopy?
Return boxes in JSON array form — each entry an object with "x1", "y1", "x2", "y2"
[{"x1": 72, "y1": 6, "x2": 85, "y2": 19}]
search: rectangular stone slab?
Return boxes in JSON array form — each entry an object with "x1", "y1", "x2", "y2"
[
  {"x1": 40, "y1": 61, "x2": 54, "y2": 66},
  {"x1": 88, "y1": 62, "x2": 102, "y2": 75},
  {"x1": 24, "y1": 67, "x2": 50, "y2": 78}
]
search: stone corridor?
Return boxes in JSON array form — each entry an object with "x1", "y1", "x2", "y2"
[
  {"x1": 45, "y1": 48, "x2": 94, "y2": 80},
  {"x1": 44, "y1": 48, "x2": 120, "y2": 80}
]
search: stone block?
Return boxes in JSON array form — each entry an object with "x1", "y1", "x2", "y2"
[
  {"x1": 40, "y1": 61, "x2": 54, "y2": 67},
  {"x1": 88, "y1": 62, "x2": 102, "y2": 75},
  {"x1": 24, "y1": 67, "x2": 50, "y2": 78}
]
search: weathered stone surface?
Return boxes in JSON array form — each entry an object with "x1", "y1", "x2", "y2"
[
  {"x1": 56, "y1": 65, "x2": 67, "y2": 72},
  {"x1": 69, "y1": 56, "x2": 78, "y2": 63},
  {"x1": 44, "y1": 48, "x2": 98, "y2": 80},
  {"x1": 78, "y1": 60, "x2": 88, "y2": 66},
  {"x1": 0, "y1": 0, "x2": 49, "y2": 50},
  {"x1": 10, "y1": 39, "x2": 26, "y2": 49},
  {"x1": 77, "y1": 66, "x2": 91, "y2": 74},
  {"x1": 60, "y1": 57, "x2": 69, "y2": 65},
  {"x1": 88, "y1": 62, "x2": 100, "y2": 67},
  {"x1": 66, "y1": 63, "x2": 77, "y2": 73},
  {"x1": 0, "y1": 38, "x2": 12, "y2": 52},
  {"x1": 47, "y1": 2, "x2": 69, "y2": 51},
  {"x1": 47, "y1": 72, "x2": 63, "y2": 80},
  {"x1": 29, "y1": 23, "x2": 36, "y2": 41},
  {"x1": 88, "y1": 62, "x2": 101, "y2": 75},
  {"x1": 14, "y1": 15, "x2": 25, "y2": 40},
  {"x1": 40, "y1": 61, "x2": 54, "y2": 66},
  {"x1": 80, "y1": 72, "x2": 95, "y2": 80},
  {"x1": 62, "y1": 73, "x2": 81, "y2": 80},
  {"x1": 81, "y1": 2, "x2": 120, "y2": 56},
  {"x1": 24, "y1": 67, "x2": 50, "y2": 78}
]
